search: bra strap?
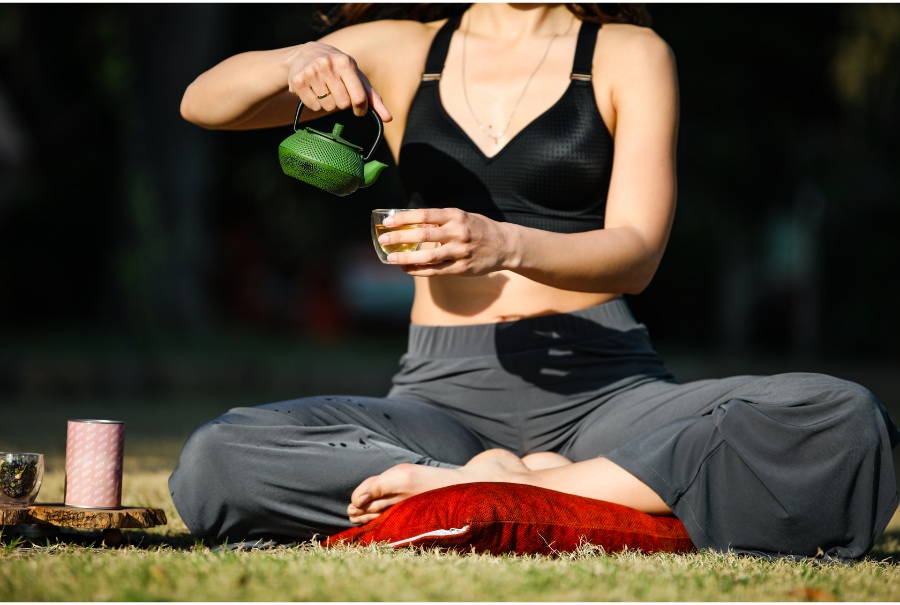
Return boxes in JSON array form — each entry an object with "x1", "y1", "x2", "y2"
[
  {"x1": 421, "y1": 14, "x2": 463, "y2": 81},
  {"x1": 571, "y1": 21, "x2": 601, "y2": 81}
]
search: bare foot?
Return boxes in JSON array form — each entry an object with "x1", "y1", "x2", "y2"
[
  {"x1": 347, "y1": 449, "x2": 671, "y2": 524},
  {"x1": 348, "y1": 449, "x2": 530, "y2": 525},
  {"x1": 521, "y1": 451, "x2": 573, "y2": 470}
]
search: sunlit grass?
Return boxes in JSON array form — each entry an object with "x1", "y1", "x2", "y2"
[
  {"x1": 2, "y1": 386, "x2": 899, "y2": 601},
  {"x1": 4, "y1": 532, "x2": 900, "y2": 602},
  {"x1": 3, "y1": 460, "x2": 899, "y2": 602}
]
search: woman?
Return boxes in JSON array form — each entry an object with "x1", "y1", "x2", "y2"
[{"x1": 170, "y1": 3, "x2": 899, "y2": 559}]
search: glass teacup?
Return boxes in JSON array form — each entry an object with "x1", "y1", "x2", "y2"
[
  {"x1": 0, "y1": 452, "x2": 44, "y2": 508},
  {"x1": 371, "y1": 209, "x2": 423, "y2": 263}
]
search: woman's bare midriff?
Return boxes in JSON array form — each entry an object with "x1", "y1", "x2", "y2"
[{"x1": 410, "y1": 271, "x2": 621, "y2": 326}]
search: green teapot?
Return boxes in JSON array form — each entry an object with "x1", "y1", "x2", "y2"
[{"x1": 278, "y1": 101, "x2": 388, "y2": 196}]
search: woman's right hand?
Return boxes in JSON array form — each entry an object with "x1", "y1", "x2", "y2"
[
  {"x1": 181, "y1": 31, "x2": 395, "y2": 130},
  {"x1": 287, "y1": 42, "x2": 393, "y2": 123}
]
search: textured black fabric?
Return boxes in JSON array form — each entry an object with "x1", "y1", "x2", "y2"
[{"x1": 398, "y1": 18, "x2": 613, "y2": 233}]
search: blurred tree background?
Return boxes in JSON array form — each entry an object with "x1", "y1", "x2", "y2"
[{"x1": 0, "y1": 3, "x2": 898, "y2": 415}]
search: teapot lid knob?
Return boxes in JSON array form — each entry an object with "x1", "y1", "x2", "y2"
[{"x1": 290, "y1": 100, "x2": 383, "y2": 160}]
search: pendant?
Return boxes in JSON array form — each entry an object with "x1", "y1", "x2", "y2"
[{"x1": 479, "y1": 124, "x2": 504, "y2": 142}]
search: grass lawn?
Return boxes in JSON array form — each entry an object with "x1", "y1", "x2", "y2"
[
  {"x1": 3, "y1": 342, "x2": 900, "y2": 602},
  {"x1": 2, "y1": 431, "x2": 899, "y2": 602}
]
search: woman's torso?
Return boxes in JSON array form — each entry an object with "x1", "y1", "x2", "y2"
[{"x1": 337, "y1": 14, "x2": 626, "y2": 326}]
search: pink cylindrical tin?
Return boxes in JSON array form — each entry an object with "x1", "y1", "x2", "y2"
[{"x1": 65, "y1": 419, "x2": 125, "y2": 509}]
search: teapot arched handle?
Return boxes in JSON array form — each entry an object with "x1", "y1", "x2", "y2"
[{"x1": 293, "y1": 101, "x2": 384, "y2": 161}]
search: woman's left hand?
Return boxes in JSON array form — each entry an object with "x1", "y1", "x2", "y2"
[{"x1": 378, "y1": 208, "x2": 518, "y2": 276}]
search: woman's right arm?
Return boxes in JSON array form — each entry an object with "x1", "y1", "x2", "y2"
[{"x1": 179, "y1": 22, "x2": 397, "y2": 131}]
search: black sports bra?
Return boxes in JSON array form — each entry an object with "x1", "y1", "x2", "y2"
[{"x1": 398, "y1": 15, "x2": 614, "y2": 233}]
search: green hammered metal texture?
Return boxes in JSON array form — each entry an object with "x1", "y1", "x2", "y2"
[{"x1": 278, "y1": 132, "x2": 362, "y2": 196}]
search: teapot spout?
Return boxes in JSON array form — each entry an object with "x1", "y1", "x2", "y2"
[{"x1": 362, "y1": 160, "x2": 388, "y2": 188}]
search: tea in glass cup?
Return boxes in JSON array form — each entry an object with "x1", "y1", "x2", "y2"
[{"x1": 371, "y1": 209, "x2": 423, "y2": 263}]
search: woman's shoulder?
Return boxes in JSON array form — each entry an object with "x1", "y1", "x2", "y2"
[
  {"x1": 322, "y1": 18, "x2": 445, "y2": 51},
  {"x1": 593, "y1": 23, "x2": 678, "y2": 128},
  {"x1": 596, "y1": 23, "x2": 675, "y2": 70},
  {"x1": 318, "y1": 18, "x2": 447, "y2": 105},
  {"x1": 316, "y1": 18, "x2": 445, "y2": 84}
]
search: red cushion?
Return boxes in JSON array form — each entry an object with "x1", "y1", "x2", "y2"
[{"x1": 324, "y1": 482, "x2": 696, "y2": 556}]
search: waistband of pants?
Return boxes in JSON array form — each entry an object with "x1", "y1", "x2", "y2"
[{"x1": 406, "y1": 297, "x2": 644, "y2": 358}]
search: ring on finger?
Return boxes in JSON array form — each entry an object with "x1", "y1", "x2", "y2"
[{"x1": 315, "y1": 88, "x2": 331, "y2": 100}]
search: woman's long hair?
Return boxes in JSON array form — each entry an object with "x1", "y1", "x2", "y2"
[{"x1": 315, "y1": 4, "x2": 652, "y2": 31}]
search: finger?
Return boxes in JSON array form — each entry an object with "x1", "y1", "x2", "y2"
[
  {"x1": 335, "y1": 68, "x2": 392, "y2": 122},
  {"x1": 295, "y1": 85, "x2": 326, "y2": 112},
  {"x1": 291, "y1": 72, "x2": 329, "y2": 112},
  {"x1": 383, "y1": 209, "x2": 447, "y2": 228},
  {"x1": 388, "y1": 246, "x2": 452, "y2": 267},
  {"x1": 377, "y1": 225, "x2": 438, "y2": 250},
  {"x1": 324, "y1": 77, "x2": 353, "y2": 112},
  {"x1": 343, "y1": 72, "x2": 371, "y2": 117},
  {"x1": 312, "y1": 84, "x2": 338, "y2": 112},
  {"x1": 401, "y1": 260, "x2": 457, "y2": 276},
  {"x1": 368, "y1": 87, "x2": 393, "y2": 122},
  {"x1": 381, "y1": 212, "x2": 419, "y2": 228},
  {"x1": 290, "y1": 50, "x2": 357, "y2": 113},
  {"x1": 295, "y1": 81, "x2": 339, "y2": 113}
]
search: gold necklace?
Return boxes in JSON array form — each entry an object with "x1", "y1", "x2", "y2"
[{"x1": 461, "y1": 15, "x2": 573, "y2": 144}]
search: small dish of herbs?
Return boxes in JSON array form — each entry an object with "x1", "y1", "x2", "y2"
[{"x1": 0, "y1": 452, "x2": 44, "y2": 506}]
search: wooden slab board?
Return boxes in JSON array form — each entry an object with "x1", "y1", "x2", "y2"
[{"x1": 1, "y1": 504, "x2": 167, "y2": 529}]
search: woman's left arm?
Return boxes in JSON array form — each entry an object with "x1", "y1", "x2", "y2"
[{"x1": 379, "y1": 27, "x2": 679, "y2": 294}]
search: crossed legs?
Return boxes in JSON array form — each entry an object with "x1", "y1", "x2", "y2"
[{"x1": 347, "y1": 448, "x2": 671, "y2": 525}]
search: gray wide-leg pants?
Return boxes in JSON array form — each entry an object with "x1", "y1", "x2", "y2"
[{"x1": 169, "y1": 299, "x2": 899, "y2": 559}]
